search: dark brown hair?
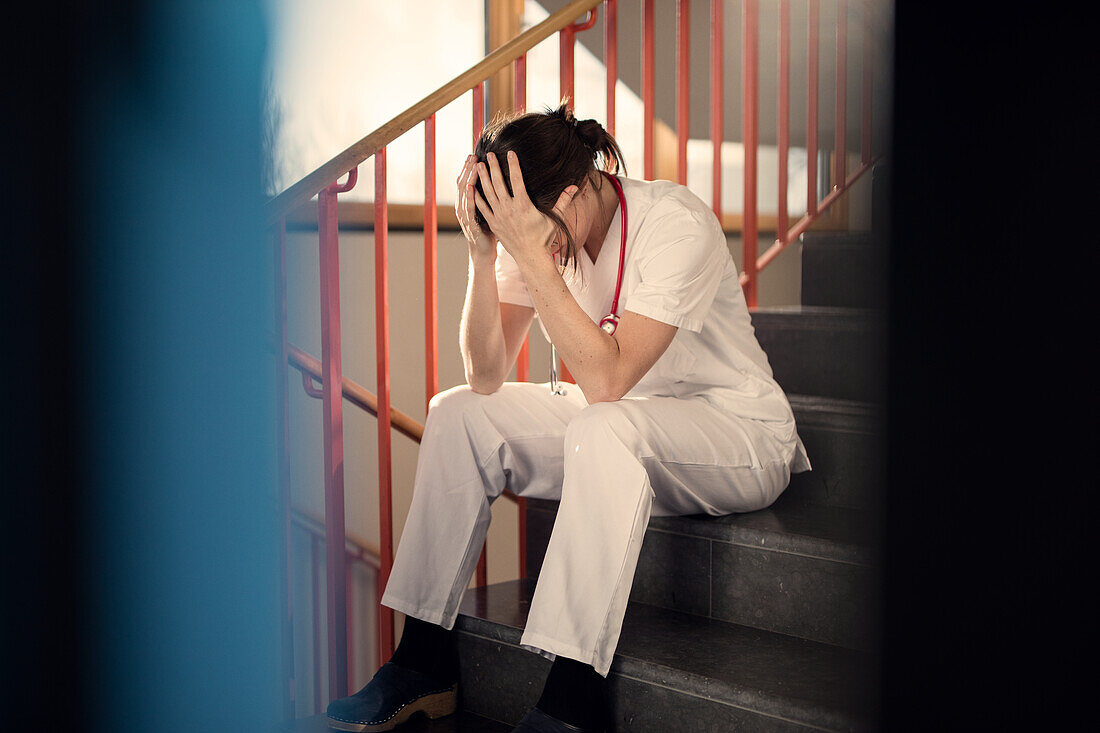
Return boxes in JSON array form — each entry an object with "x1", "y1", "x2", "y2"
[{"x1": 473, "y1": 102, "x2": 626, "y2": 273}]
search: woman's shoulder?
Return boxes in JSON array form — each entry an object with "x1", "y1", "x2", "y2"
[
  {"x1": 619, "y1": 176, "x2": 722, "y2": 244},
  {"x1": 619, "y1": 176, "x2": 716, "y2": 222}
]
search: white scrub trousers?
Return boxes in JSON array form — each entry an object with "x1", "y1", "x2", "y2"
[{"x1": 379, "y1": 381, "x2": 799, "y2": 678}]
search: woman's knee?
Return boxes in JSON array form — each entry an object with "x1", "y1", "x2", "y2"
[
  {"x1": 427, "y1": 384, "x2": 482, "y2": 415},
  {"x1": 563, "y1": 401, "x2": 644, "y2": 457},
  {"x1": 422, "y1": 385, "x2": 489, "y2": 458},
  {"x1": 760, "y1": 460, "x2": 792, "y2": 508}
]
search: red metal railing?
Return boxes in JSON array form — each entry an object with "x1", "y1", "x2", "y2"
[
  {"x1": 677, "y1": 0, "x2": 690, "y2": 185},
  {"x1": 742, "y1": 0, "x2": 878, "y2": 305},
  {"x1": 710, "y1": 0, "x2": 723, "y2": 223},
  {"x1": 268, "y1": 0, "x2": 879, "y2": 707},
  {"x1": 289, "y1": 508, "x2": 381, "y2": 714},
  {"x1": 742, "y1": 0, "x2": 760, "y2": 305},
  {"x1": 642, "y1": 0, "x2": 654, "y2": 180},
  {"x1": 316, "y1": 168, "x2": 356, "y2": 698}
]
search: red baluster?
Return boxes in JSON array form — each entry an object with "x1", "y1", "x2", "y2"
[
  {"x1": 374, "y1": 150, "x2": 395, "y2": 670},
  {"x1": 346, "y1": 557, "x2": 354, "y2": 692},
  {"x1": 310, "y1": 534, "x2": 322, "y2": 714},
  {"x1": 605, "y1": 0, "x2": 617, "y2": 137},
  {"x1": 514, "y1": 55, "x2": 530, "y2": 384},
  {"x1": 835, "y1": 0, "x2": 848, "y2": 189},
  {"x1": 515, "y1": 53, "x2": 527, "y2": 114},
  {"x1": 472, "y1": 82, "x2": 484, "y2": 147},
  {"x1": 711, "y1": 0, "x2": 724, "y2": 221},
  {"x1": 556, "y1": 8, "x2": 596, "y2": 388},
  {"x1": 677, "y1": 0, "x2": 689, "y2": 185},
  {"x1": 742, "y1": 0, "x2": 759, "y2": 308},
  {"x1": 561, "y1": 27, "x2": 574, "y2": 107},
  {"x1": 514, "y1": 52, "x2": 530, "y2": 579},
  {"x1": 778, "y1": 0, "x2": 790, "y2": 242},
  {"x1": 274, "y1": 216, "x2": 296, "y2": 720},
  {"x1": 808, "y1": 0, "x2": 819, "y2": 215},
  {"x1": 643, "y1": 0, "x2": 655, "y2": 180},
  {"x1": 425, "y1": 115, "x2": 438, "y2": 415},
  {"x1": 473, "y1": 80, "x2": 489, "y2": 590},
  {"x1": 861, "y1": 0, "x2": 873, "y2": 166},
  {"x1": 318, "y1": 167, "x2": 356, "y2": 699}
]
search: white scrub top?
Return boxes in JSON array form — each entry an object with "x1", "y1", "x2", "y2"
[{"x1": 495, "y1": 175, "x2": 812, "y2": 471}]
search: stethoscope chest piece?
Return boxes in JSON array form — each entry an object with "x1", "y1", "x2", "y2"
[{"x1": 599, "y1": 314, "x2": 620, "y2": 335}]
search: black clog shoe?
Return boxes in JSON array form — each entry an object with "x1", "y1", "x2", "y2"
[
  {"x1": 510, "y1": 706, "x2": 604, "y2": 732},
  {"x1": 325, "y1": 661, "x2": 457, "y2": 731}
]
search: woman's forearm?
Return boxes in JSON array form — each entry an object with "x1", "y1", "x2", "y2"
[{"x1": 459, "y1": 251, "x2": 509, "y2": 393}]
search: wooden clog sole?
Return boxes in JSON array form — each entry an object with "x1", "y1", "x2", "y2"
[{"x1": 325, "y1": 684, "x2": 457, "y2": 731}]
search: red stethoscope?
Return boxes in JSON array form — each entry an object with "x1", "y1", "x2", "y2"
[{"x1": 549, "y1": 170, "x2": 627, "y2": 396}]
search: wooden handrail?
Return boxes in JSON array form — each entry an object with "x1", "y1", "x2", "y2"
[
  {"x1": 264, "y1": 0, "x2": 602, "y2": 227},
  {"x1": 268, "y1": 341, "x2": 524, "y2": 506},
  {"x1": 280, "y1": 337, "x2": 425, "y2": 442}
]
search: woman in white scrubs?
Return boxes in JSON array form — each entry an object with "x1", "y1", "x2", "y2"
[{"x1": 325, "y1": 106, "x2": 811, "y2": 733}]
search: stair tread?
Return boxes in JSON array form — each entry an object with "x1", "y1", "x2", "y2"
[
  {"x1": 750, "y1": 305, "x2": 886, "y2": 322},
  {"x1": 528, "y1": 478, "x2": 878, "y2": 567},
  {"x1": 280, "y1": 711, "x2": 512, "y2": 732},
  {"x1": 799, "y1": 230, "x2": 876, "y2": 247},
  {"x1": 787, "y1": 392, "x2": 880, "y2": 415},
  {"x1": 652, "y1": 482, "x2": 878, "y2": 565},
  {"x1": 787, "y1": 392, "x2": 883, "y2": 430},
  {"x1": 456, "y1": 580, "x2": 876, "y2": 730}
]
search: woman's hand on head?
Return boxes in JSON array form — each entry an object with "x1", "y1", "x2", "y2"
[
  {"x1": 473, "y1": 150, "x2": 579, "y2": 266},
  {"x1": 456, "y1": 155, "x2": 496, "y2": 262}
]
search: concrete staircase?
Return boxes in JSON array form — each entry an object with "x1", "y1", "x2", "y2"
[
  {"x1": 452, "y1": 172, "x2": 888, "y2": 731},
  {"x1": 286, "y1": 169, "x2": 888, "y2": 732}
]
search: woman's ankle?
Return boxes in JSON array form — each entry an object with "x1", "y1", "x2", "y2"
[
  {"x1": 389, "y1": 615, "x2": 459, "y2": 685},
  {"x1": 534, "y1": 655, "x2": 608, "y2": 730}
]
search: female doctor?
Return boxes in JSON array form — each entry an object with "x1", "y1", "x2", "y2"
[{"x1": 325, "y1": 105, "x2": 811, "y2": 733}]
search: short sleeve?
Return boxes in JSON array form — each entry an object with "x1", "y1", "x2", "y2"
[
  {"x1": 494, "y1": 241, "x2": 534, "y2": 308},
  {"x1": 623, "y1": 192, "x2": 728, "y2": 332}
]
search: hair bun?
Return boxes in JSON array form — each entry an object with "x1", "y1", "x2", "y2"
[
  {"x1": 575, "y1": 118, "x2": 603, "y2": 152},
  {"x1": 548, "y1": 103, "x2": 575, "y2": 127},
  {"x1": 550, "y1": 103, "x2": 605, "y2": 152},
  {"x1": 541, "y1": 102, "x2": 625, "y2": 175}
]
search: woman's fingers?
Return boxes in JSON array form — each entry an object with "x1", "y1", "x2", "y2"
[
  {"x1": 458, "y1": 184, "x2": 471, "y2": 222},
  {"x1": 456, "y1": 157, "x2": 487, "y2": 243},
  {"x1": 457, "y1": 155, "x2": 475, "y2": 189},
  {"x1": 552, "y1": 185, "x2": 580, "y2": 219},
  {"x1": 472, "y1": 188, "x2": 495, "y2": 224},
  {"x1": 456, "y1": 157, "x2": 473, "y2": 209},
  {"x1": 485, "y1": 152, "x2": 513, "y2": 203},
  {"x1": 475, "y1": 160, "x2": 500, "y2": 210},
  {"x1": 506, "y1": 150, "x2": 528, "y2": 202}
]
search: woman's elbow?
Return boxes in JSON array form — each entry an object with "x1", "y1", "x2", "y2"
[
  {"x1": 578, "y1": 377, "x2": 627, "y2": 404},
  {"x1": 466, "y1": 369, "x2": 504, "y2": 395}
]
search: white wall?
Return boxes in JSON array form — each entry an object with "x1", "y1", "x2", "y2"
[{"x1": 262, "y1": 0, "x2": 485, "y2": 201}]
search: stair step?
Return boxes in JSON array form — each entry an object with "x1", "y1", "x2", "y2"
[
  {"x1": 279, "y1": 711, "x2": 512, "y2": 732},
  {"x1": 455, "y1": 580, "x2": 877, "y2": 731},
  {"x1": 524, "y1": 473, "x2": 879, "y2": 651},
  {"x1": 799, "y1": 231, "x2": 886, "y2": 309},
  {"x1": 751, "y1": 306, "x2": 886, "y2": 403}
]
